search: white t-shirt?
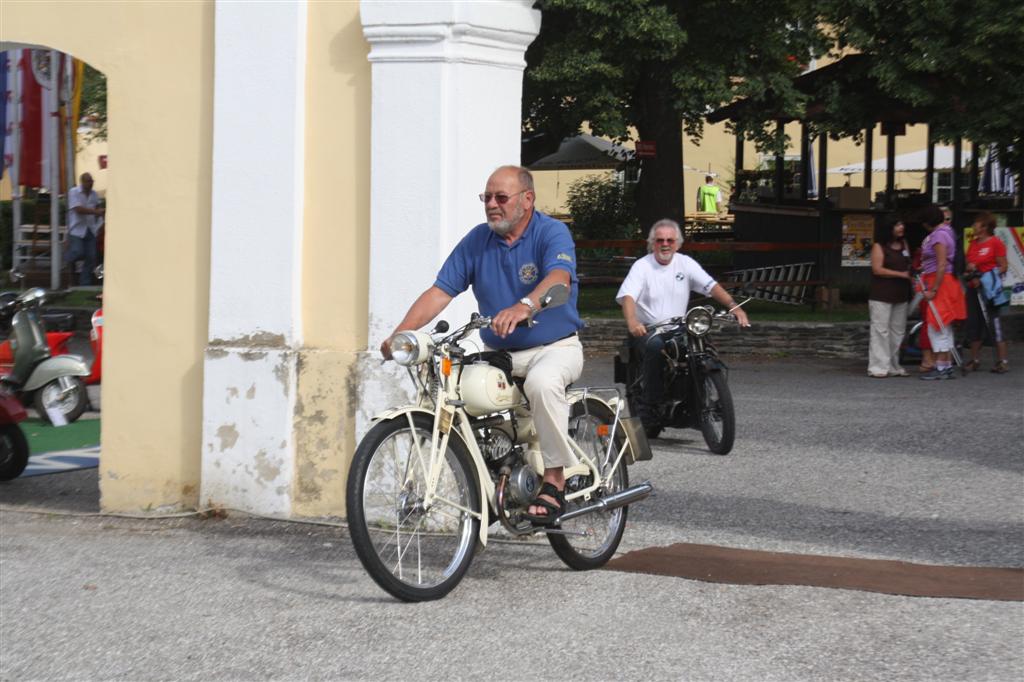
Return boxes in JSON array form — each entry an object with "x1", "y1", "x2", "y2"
[{"x1": 616, "y1": 253, "x2": 717, "y2": 325}]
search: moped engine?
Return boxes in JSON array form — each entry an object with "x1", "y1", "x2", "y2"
[
  {"x1": 505, "y1": 464, "x2": 540, "y2": 506},
  {"x1": 478, "y1": 427, "x2": 515, "y2": 467}
]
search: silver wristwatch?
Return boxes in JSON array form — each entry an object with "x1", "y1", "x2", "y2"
[{"x1": 519, "y1": 296, "x2": 536, "y2": 312}]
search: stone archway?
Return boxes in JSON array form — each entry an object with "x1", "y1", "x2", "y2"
[{"x1": 2, "y1": 3, "x2": 215, "y2": 512}]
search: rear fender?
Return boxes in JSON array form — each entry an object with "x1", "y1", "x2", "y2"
[{"x1": 0, "y1": 391, "x2": 27, "y2": 423}]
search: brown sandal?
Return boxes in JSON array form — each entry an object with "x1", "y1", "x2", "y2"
[
  {"x1": 965, "y1": 359, "x2": 981, "y2": 372},
  {"x1": 917, "y1": 364, "x2": 935, "y2": 374},
  {"x1": 990, "y1": 361, "x2": 1009, "y2": 374}
]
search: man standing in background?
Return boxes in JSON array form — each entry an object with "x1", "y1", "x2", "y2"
[
  {"x1": 66, "y1": 172, "x2": 104, "y2": 285},
  {"x1": 696, "y1": 174, "x2": 723, "y2": 213}
]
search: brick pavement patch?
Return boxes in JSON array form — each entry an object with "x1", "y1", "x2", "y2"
[{"x1": 605, "y1": 542, "x2": 1024, "y2": 601}]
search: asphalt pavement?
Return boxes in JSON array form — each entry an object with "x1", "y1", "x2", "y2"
[{"x1": 1, "y1": 348, "x2": 1022, "y2": 680}]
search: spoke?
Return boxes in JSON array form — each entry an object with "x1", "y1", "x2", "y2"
[{"x1": 429, "y1": 496, "x2": 475, "y2": 519}]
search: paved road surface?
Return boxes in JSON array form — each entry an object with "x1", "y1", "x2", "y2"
[{"x1": 1, "y1": 349, "x2": 1022, "y2": 680}]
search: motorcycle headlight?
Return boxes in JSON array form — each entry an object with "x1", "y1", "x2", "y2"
[
  {"x1": 685, "y1": 307, "x2": 713, "y2": 336},
  {"x1": 390, "y1": 331, "x2": 433, "y2": 366}
]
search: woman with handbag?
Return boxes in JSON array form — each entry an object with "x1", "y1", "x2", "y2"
[
  {"x1": 917, "y1": 205, "x2": 967, "y2": 381},
  {"x1": 964, "y1": 212, "x2": 1010, "y2": 373}
]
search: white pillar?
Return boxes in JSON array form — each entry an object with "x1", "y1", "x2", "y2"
[
  {"x1": 200, "y1": 0, "x2": 307, "y2": 515},
  {"x1": 356, "y1": 0, "x2": 541, "y2": 432}
]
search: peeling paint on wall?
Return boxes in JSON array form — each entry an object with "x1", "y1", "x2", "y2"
[
  {"x1": 208, "y1": 331, "x2": 288, "y2": 348},
  {"x1": 216, "y1": 424, "x2": 240, "y2": 451},
  {"x1": 253, "y1": 449, "x2": 282, "y2": 484},
  {"x1": 273, "y1": 356, "x2": 292, "y2": 394},
  {"x1": 226, "y1": 387, "x2": 239, "y2": 403},
  {"x1": 246, "y1": 384, "x2": 256, "y2": 399}
]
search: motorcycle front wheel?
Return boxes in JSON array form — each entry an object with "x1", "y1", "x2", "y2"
[
  {"x1": 699, "y1": 371, "x2": 735, "y2": 455},
  {"x1": 34, "y1": 377, "x2": 87, "y2": 424},
  {"x1": 549, "y1": 399, "x2": 629, "y2": 570},
  {"x1": 346, "y1": 413, "x2": 480, "y2": 602},
  {"x1": 0, "y1": 423, "x2": 29, "y2": 480}
]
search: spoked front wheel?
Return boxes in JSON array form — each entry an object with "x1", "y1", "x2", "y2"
[
  {"x1": 549, "y1": 399, "x2": 629, "y2": 570},
  {"x1": 699, "y1": 371, "x2": 735, "y2": 455},
  {"x1": 346, "y1": 413, "x2": 480, "y2": 602}
]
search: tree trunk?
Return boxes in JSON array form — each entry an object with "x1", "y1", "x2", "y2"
[{"x1": 634, "y1": 88, "x2": 685, "y2": 234}]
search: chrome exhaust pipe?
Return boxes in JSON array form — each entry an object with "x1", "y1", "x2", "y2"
[{"x1": 557, "y1": 481, "x2": 653, "y2": 524}]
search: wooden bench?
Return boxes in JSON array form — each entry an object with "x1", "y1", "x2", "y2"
[{"x1": 574, "y1": 239, "x2": 834, "y2": 306}]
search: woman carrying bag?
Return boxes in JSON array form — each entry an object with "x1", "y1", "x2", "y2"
[
  {"x1": 917, "y1": 205, "x2": 967, "y2": 381},
  {"x1": 964, "y1": 212, "x2": 1010, "y2": 373}
]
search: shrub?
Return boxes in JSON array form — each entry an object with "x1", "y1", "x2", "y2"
[{"x1": 565, "y1": 175, "x2": 640, "y2": 241}]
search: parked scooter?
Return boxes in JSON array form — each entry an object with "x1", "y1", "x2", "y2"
[
  {"x1": 86, "y1": 265, "x2": 103, "y2": 386},
  {"x1": 0, "y1": 288, "x2": 90, "y2": 424},
  {"x1": 0, "y1": 385, "x2": 29, "y2": 480}
]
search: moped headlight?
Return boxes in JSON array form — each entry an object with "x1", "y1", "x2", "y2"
[
  {"x1": 685, "y1": 307, "x2": 713, "y2": 336},
  {"x1": 390, "y1": 331, "x2": 433, "y2": 366}
]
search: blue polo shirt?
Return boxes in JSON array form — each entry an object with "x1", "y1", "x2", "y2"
[{"x1": 434, "y1": 211, "x2": 583, "y2": 349}]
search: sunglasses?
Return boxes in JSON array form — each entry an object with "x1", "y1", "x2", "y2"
[
  {"x1": 479, "y1": 190, "x2": 527, "y2": 205},
  {"x1": 655, "y1": 238, "x2": 677, "y2": 244}
]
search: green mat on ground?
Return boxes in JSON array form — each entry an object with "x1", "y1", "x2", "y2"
[{"x1": 22, "y1": 418, "x2": 101, "y2": 454}]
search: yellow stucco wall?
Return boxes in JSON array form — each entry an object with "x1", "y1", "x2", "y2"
[
  {"x1": 2, "y1": 0, "x2": 214, "y2": 510},
  {"x1": 3, "y1": 1, "x2": 373, "y2": 515},
  {"x1": 536, "y1": 121, "x2": 939, "y2": 216},
  {"x1": 293, "y1": 1, "x2": 370, "y2": 516}
]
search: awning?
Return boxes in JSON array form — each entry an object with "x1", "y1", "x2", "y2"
[
  {"x1": 828, "y1": 146, "x2": 973, "y2": 174},
  {"x1": 528, "y1": 134, "x2": 633, "y2": 170}
]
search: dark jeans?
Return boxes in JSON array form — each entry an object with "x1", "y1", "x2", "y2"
[
  {"x1": 629, "y1": 331, "x2": 669, "y2": 406},
  {"x1": 64, "y1": 231, "x2": 97, "y2": 286}
]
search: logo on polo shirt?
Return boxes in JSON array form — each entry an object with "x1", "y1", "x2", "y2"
[
  {"x1": 675, "y1": 273, "x2": 685, "y2": 281},
  {"x1": 556, "y1": 252, "x2": 573, "y2": 263},
  {"x1": 519, "y1": 262, "x2": 539, "y2": 284}
]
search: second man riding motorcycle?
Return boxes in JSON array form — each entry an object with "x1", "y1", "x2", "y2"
[
  {"x1": 381, "y1": 165, "x2": 584, "y2": 525},
  {"x1": 617, "y1": 219, "x2": 750, "y2": 428}
]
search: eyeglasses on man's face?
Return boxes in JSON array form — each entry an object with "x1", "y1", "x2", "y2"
[
  {"x1": 655, "y1": 238, "x2": 677, "y2": 244},
  {"x1": 479, "y1": 189, "x2": 527, "y2": 205}
]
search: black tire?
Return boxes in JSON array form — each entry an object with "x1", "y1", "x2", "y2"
[
  {"x1": 699, "y1": 371, "x2": 735, "y2": 455},
  {"x1": 549, "y1": 399, "x2": 630, "y2": 570},
  {"x1": 34, "y1": 377, "x2": 87, "y2": 425},
  {"x1": 0, "y1": 424, "x2": 30, "y2": 481},
  {"x1": 346, "y1": 413, "x2": 480, "y2": 602},
  {"x1": 624, "y1": 353, "x2": 663, "y2": 440}
]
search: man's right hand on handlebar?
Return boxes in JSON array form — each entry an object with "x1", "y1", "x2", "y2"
[{"x1": 628, "y1": 320, "x2": 647, "y2": 337}]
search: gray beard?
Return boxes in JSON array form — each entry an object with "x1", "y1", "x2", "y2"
[{"x1": 488, "y1": 219, "x2": 514, "y2": 236}]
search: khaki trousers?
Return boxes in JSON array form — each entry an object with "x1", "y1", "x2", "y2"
[
  {"x1": 503, "y1": 336, "x2": 584, "y2": 469},
  {"x1": 868, "y1": 300, "x2": 908, "y2": 375}
]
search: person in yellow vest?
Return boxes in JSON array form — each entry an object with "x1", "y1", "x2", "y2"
[{"x1": 696, "y1": 175, "x2": 723, "y2": 213}]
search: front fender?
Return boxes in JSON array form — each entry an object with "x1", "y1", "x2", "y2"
[
  {"x1": 369, "y1": 405, "x2": 491, "y2": 546},
  {"x1": 23, "y1": 355, "x2": 90, "y2": 392}
]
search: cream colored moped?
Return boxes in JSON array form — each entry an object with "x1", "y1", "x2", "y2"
[{"x1": 347, "y1": 284, "x2": 653, "y2": 601}]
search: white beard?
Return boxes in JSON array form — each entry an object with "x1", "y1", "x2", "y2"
[{"x1": 488, "y1": 218, "x2": 514, "y2": 236}]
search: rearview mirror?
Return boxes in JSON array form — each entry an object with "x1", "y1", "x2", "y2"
[{"x1": 539, "y1": 283, "x2": 569, "y2": 309}]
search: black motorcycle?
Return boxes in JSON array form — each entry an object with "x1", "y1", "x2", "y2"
[{"x1": 613, "y1": 301, "x2": 744, "y2": 454}]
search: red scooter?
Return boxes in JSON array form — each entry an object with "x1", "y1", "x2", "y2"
[{"x1": 0, "y1": 384, "x2": 30, "y2": 480}]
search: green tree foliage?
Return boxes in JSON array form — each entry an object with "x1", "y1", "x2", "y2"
[
  {"x1": 564, "y1": 175, "x2": 640, "y2": 239},
  {"x1": 820, "y1": 0, "x2": 1024, "y2": 175},
  {"x1": 524, "y1": 0, "x2": 829, "y2": 228},
  {"x1": 79, "y1": 63, "x2": 107, "y2": 145}
]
